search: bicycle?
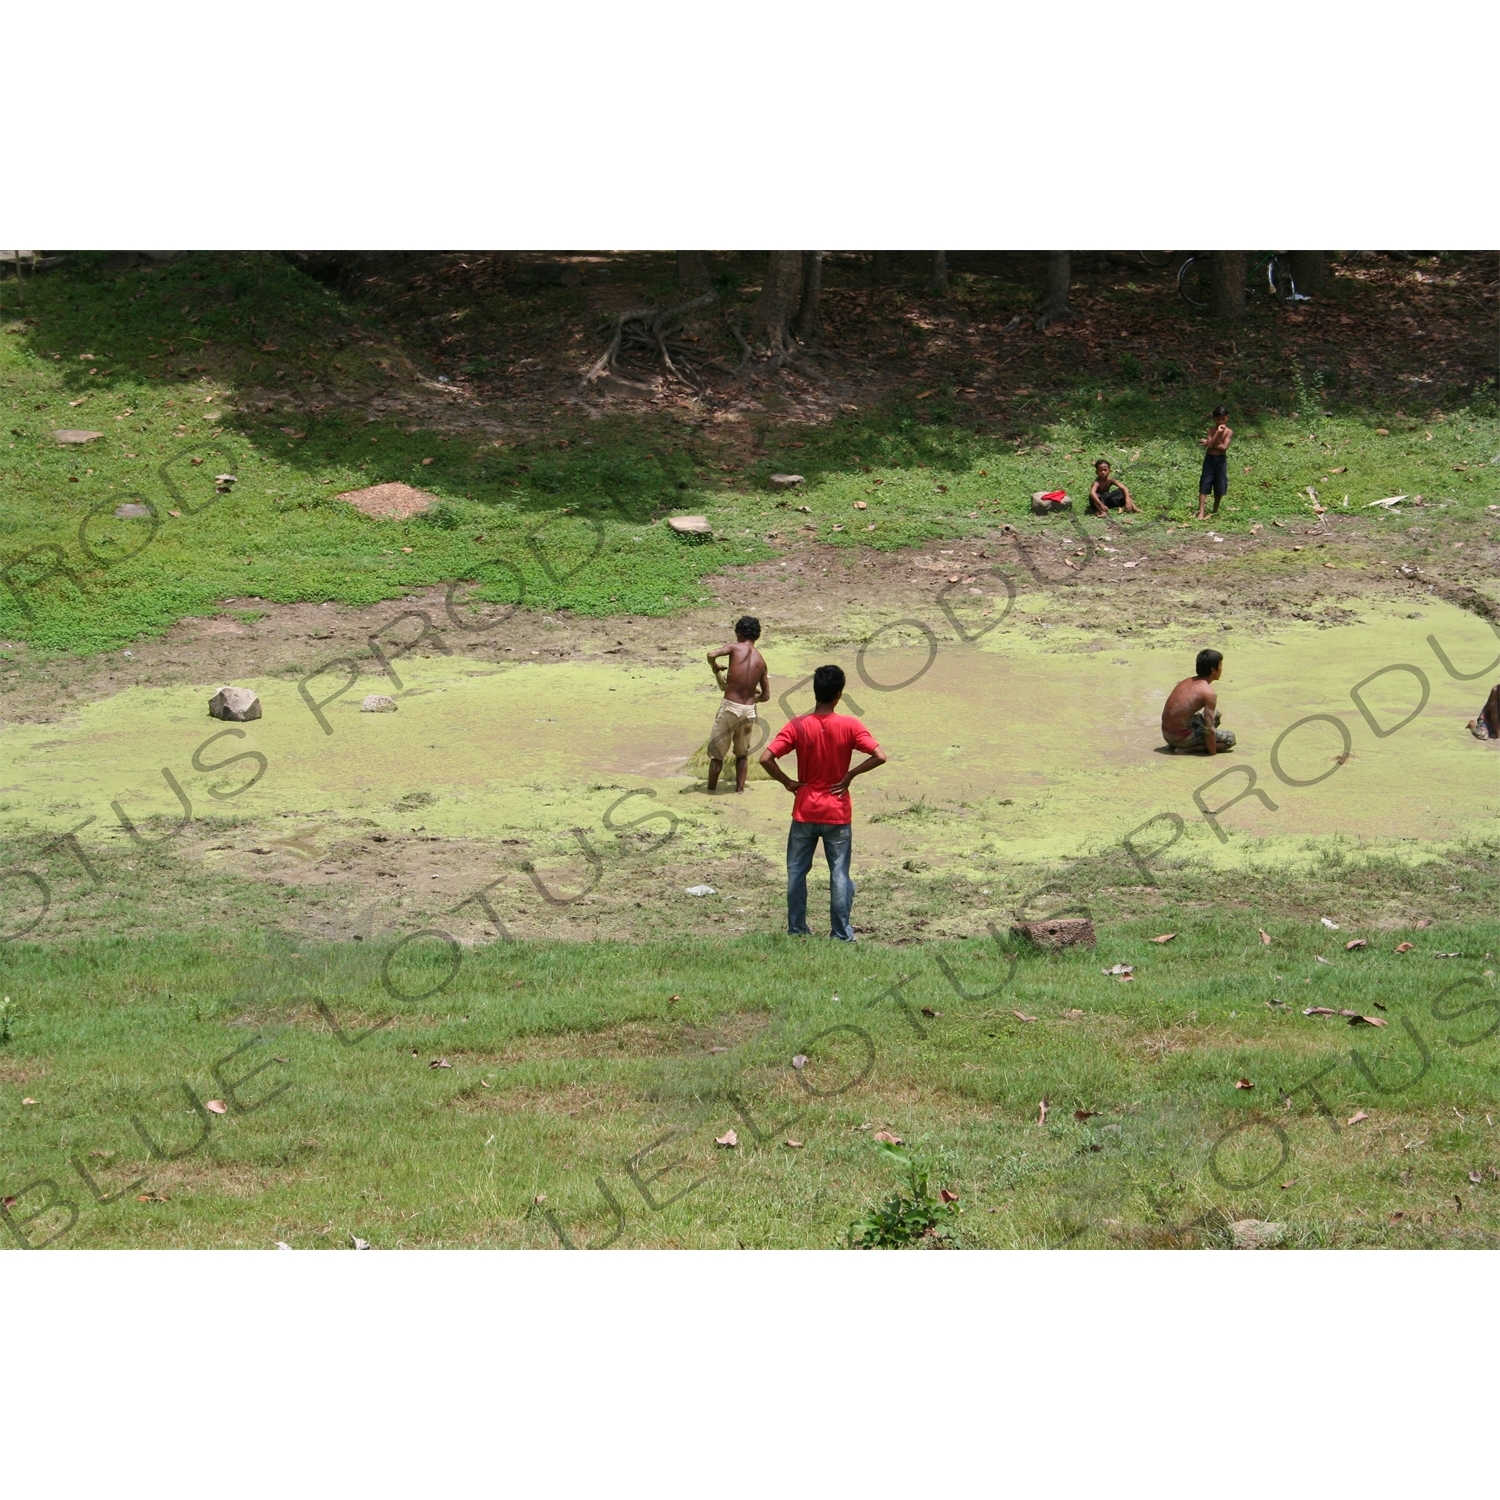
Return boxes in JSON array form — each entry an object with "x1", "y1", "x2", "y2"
[
  {"x1": 1177, "y1": 252, "x2": 1307, "y2": 309},
  {"x1": 1138, "y1": 251, "x2": 1176, "y2": 269}
]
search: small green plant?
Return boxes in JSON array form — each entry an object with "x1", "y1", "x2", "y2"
[
  {"x1": 1290, "y1": 356, "x2": 1326, "y2": 417},
  {"x1": 421, "y1": 502, "x2": 462, "y2": 530},
  {"x1": 1119, "y1": 352, "x2": 1143, "y2": 383},
  {"x1": 846, "y1": 1145, "x2": 957, "y2": 1248},
  {"x1": 1157, "y1": 358, "x2": 1185, "y2": 384},
  {"x1": 0, "y1": 995, "x2": 13, "y2": 1045}
]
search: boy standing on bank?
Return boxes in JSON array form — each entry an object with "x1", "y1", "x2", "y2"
[
  {"x1": 759, "y1": 664, "x2": 887, "y2": 942},
  {"x1": 706, "y1": 615, "x2": 771, "y2": 793},
  {"x1": 1196, "y1": 404, "x2": 1233, "y2": 520}
]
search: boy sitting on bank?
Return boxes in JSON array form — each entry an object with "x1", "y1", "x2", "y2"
[
  {"x1": 705, "y1": 615, "x2": 771, "y2": 792},
  {"x1": 1087, "y1": 458, "x2": 1140, "y2": 516},
  {"x1": 1161, "y1": 648, "x2": 1236, "y2": 754}
]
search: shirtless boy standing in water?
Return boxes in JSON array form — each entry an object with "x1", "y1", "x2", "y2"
[
  {"x1": 1196, "y1": 404, "x2": 1233, "y2": 520},
  {"x1": 706, "y1": 616, "x2": 770, "y2": 792},
  {"x1": 1162, "y1": 648, "x2": 1236, "y2": 754}
]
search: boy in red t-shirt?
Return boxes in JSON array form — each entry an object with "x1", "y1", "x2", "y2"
[{"x1": 760, "y1": 664, "x2": 887, "y2": 941}]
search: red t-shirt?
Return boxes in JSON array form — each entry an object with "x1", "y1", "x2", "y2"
[{"x1": 765, "y1": 711, "x2": 881, "y2": 825}]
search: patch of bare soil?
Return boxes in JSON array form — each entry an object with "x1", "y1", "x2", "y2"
[{"x1": 335, "y1": 482, "x2": 438, "y2": 519}]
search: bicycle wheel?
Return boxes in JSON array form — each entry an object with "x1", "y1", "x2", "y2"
[
  {"x1": 1177, "y1": 255, "x2": 1209, "y2": 308},
  {"x1": 1139, "y1": 251, "x2": 1175, "y2": 269},
  {"x1": 1266, "y1": 256, "x2": 1299, "y2": 305}
]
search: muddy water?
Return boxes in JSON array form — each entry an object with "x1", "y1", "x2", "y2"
[{"x1": 3, "y1": 598, "x2": 1496, "y2": 875}]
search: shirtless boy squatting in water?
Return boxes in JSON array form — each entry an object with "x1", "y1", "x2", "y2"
[
  {"x1": 1162, "y1": 648, "x2": 1236, "y2": 754},
  {"x1": 705, "y1": 616, "x2": 770, "y2": 792},
  {"x1": 1196, "y1": 404, "x2": 1233, "y2": 521}
]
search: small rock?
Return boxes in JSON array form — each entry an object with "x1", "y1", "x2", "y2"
[
  {"x1": 208, "y1": 686, "x2": 262, "y2": 721},
  {"x1": 1031, "y1": 490, "x2": 1072, "y2": 515},
  {"x1": 668, "y1": 514, "x2": 713, "y2": 536},
  {"x1": 361, "y1": 694, "x2": 398, "y2": 713},
  {"x1": 53, "y1": 429, "x2": 103, "y2": 445},
  {"x1": 214, "y1": 473, "x2": 237, "y2": 492},
  {"x1": 685, "y1": 884, "x2": 716, "y2": 897},
  {"x1": 1011, "y1": 917, "x2": 1096, "y2": 949},
  {"x1": 113, "y1": 502, "x2": 153, "y2": 519},
  {"x1": 1229, "y1": 1219, "x2": 1287, "y2": 1250},
  {"x1": 769, "y1": 474, "x2": 805, "y2": 490}
]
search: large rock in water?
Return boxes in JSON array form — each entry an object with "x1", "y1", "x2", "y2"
[
  {"x1": 209, "y1": 686, "x2": 262, "y2": 721},
  {"x1": 1011, "y1": 917, "x2": 1096, "y2": 949}
]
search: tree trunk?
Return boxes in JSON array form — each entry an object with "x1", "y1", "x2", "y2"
[
  {"x1": 676, "y1": 251, "x2": 710, "y2": 292},
  {"x1": 748, "y1": 252, "x2": 805, "y2": 349},
  {"x1": 928, "y1": 251, "x2": 949, "y2": 295},
  {"x1": 1209, "y1": 252, "x2": 1247, "y2": 318},
  {"x1": 1035, "y1": 251, "x2": 1071, "y2": 328},
  {"x1": 794, "y1": 252, "x2": 823, "y2": 341},
  {"x1": 872, "y1": 250, "x2": 893, "y2": 284},
  {"x1": 1288, "y1": 251, "x2": 1326, "y2": 298}
]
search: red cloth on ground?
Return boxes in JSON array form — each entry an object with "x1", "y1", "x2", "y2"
[{"x1": 765, "y1": 711, "x2": 881, "y2": 824}]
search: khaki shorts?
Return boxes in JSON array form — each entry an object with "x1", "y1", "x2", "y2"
[{"x1": 708, "y1": 699, "x2": 757, "y2": 760}]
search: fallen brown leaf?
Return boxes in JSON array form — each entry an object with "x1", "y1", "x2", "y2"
[
  {"x1": 1037, "y1": 1099, "x2": 1050, "y2": 1126},
  {"x1": 872, "y1": 1130, "x2": 904, "y2": 1145},
  {"x1": 939, "y1": 1188, "x2": 959, "y2": 1203},
  {"x1": 21, "y1": 1098, "x2": 37, "y2": 1106},
  {"x1": 1348, "y1": 1110, "x2": 1370, "y2": 1126},
  {"x1": 1259, "y1": 929, "x2": 1272, "y2": 945},
  {"x1": 920, "y1": 1006, "x2": 942, "y2": 1018},
  {"x1": 1390, "y1": 1211, "x2": 1404, "y2": 1223},
  {"x1": 668, "y1": 994, "x2": 680, "y2": 1004},
  {"x1": 1395, "y1": 942, "x2": 1414, "y2": 953},
  {"x1": 1073, "y1": 1108, "x2": 1099, "y2": 1122},
  {"x1": 784, "y1": 1139, "x2": 804, "y2": 1149},
  {"x1": 1, "y1": 1195, "x2": 16, "y2": 1208},
  {"x1": 1345, "y1": 938, "x2": 1368, "y2": 950},
  {"x1": 1347, "y1": 1014, "x2": 1388, "y2": 1027},
  {"x1": 791, "y1": 1054, "x2": 807, "y2": 1069},
  {"x1": 1012, "y1": 1010, "x2": 1037, "y2": 1022},
  {"x1": 1149, "y1": 933, "x2": 1176, "y2": 944},
  {"x1": 1235, "y1": 1078, "x2": 1254, "y2": 1089},
  {"x1": 421, "y1": 457, "x2": 435, "y2": 465},
  {"x1": 429, "y1": 1057, "x2": 451, "y2": 1068},
  {"x1": 1415, "y1": 918, "x2": 1433, "y2": 929},
  {"x1": 204, "y1": 1099, "x2": 228, "y2": 1114},
  {"x1": 1469, "y1": 1170, "x2": 1483, "y2": 1184},
  {"x1": 715, "y1": 1130, "x2": 738, "y2": 1148},
  {"x1": 1304, "y1": 1006, "x2": 1338, "y2": 1016},
  {"x1": 1061, "y1": 1009, "x2": 1085, "y2": 1020}
]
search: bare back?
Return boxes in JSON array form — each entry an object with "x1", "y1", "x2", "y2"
[
  {"x1": 1162, "y1": 675, "x2": 1217, "y2": 743},
  {"x1": 719, "y1": 639, "x2": 769, "y2": 705}
]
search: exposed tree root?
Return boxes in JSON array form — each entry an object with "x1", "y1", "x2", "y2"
[{"x1": 580, "y1": 290, "x2": 725, "y2": 392}]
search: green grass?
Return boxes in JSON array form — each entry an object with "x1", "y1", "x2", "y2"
[
  {"x1": 2, "y1": 912, "x2": 1497, "y2": 1248},
  {"x1": 2, "y1": 252, "x2": 1495, "y2": 655}
]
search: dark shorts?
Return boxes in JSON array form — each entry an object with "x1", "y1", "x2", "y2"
[
  {"x1": 1095, "y1": 486, "x2": 1127, "y2": 509},
  {"x1": 1200, "y1": 452, "x2": 1228, "y2": 499}
]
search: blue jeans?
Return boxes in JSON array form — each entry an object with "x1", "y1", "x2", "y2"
[{"x1": 786, "y1": 821, "x2": 856, "y2": 942}]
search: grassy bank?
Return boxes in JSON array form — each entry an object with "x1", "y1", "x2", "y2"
[
  {"x1": 3, "y1": 916, "x2": 1496, "y2": 1248},
  {"x1": 3, "y1": 253, "x2": 1495, "y2": 655}
]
